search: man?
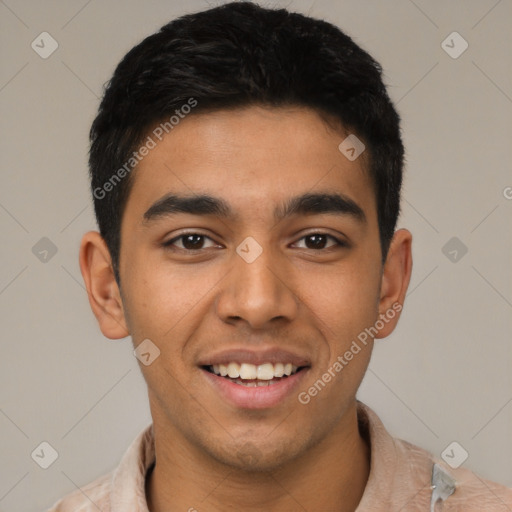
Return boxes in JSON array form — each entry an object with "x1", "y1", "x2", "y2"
[{"x1": 49, "y1": 2, "x2": 512, "y2": 510}]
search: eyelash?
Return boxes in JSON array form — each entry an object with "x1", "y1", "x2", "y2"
[{"x1": 163, "y1": 232, "x2": 347, "y2": 252}]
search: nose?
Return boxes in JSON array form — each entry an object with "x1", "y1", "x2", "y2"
[{"x1": 215, "y1": 243, "x2": 299, "y2": 329}]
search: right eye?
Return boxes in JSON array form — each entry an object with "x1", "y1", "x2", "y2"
[{"x1": 163, "y1": 233, "x2": 221, "y2": 252}]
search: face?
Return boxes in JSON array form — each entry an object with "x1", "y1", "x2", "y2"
[{"x1": 88, "y1": 106, "x2": 409, "y2": 471}]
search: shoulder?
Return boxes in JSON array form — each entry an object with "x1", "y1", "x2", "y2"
[
  {"x1": 45, "y1": 423, "x2": 154, "y2": 511},
  {"x1": 46, "y1": 472, "x2": 112, "y2": 512},
  {"x1": 357, "y1": 402, "x2": 512, "y2": 511},
  {"x1": 396, "y1": 437, "x2": 512, "y2": 511}
]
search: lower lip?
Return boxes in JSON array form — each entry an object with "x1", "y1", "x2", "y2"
[{"x1": 201, "y1": 367, "x2": 309, "y2": 409}]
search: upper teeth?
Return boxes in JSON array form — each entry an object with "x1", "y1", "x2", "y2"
[{"x1": 211, "y1": 362, "x2": 299, "y2": 380}]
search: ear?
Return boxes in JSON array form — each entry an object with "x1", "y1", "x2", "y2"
[
  {"x1": 375, "y1": 228, "x2": 413, "y2": 338},
  {"x1": 79, "y1": 231, "x2": 129, "y2": 339}
]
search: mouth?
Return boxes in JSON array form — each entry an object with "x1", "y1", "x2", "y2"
[
  {"x1": 200, "y1": 360, "x2": 310, "y2": 409},
  {"x1": 202, "y1": 362, "x2": 307, "y2": 387}
]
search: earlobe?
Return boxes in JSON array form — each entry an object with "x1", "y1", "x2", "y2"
[
  {"x1": 376, "y1": 229, "x2": 413, "y2": 338},
  {"x1": 79, "y1": 231, "x2": 129, "y2": 339}
]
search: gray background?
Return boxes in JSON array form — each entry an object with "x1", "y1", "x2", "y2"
[{"x1": 0, "y1": 0, "x2": 511, "y2": 510}]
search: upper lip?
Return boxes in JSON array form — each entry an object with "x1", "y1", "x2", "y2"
[{"x1": 198, "y1": 348, "x2": 311, "y2": 368}]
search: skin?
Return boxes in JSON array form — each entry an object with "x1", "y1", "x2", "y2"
[{"x1": 79, "y1": 106, "x2": 412, "y2": 511}]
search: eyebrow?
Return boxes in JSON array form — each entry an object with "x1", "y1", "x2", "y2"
[{"x1": 143, "y1": 192, "x2": 366, "y2": 224}]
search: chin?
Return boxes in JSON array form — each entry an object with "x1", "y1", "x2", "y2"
[{"x1": 210, "y1": 435, "x2": 308, "y2": 473}]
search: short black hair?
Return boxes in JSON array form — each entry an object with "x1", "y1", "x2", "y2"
[{"x1": 89, "y1": 1, "x2": 404, "y2": 284}]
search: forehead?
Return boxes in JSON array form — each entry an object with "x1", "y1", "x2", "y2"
[{"x1": 124, "y1": 106, "x2": 376, "y2": 224}]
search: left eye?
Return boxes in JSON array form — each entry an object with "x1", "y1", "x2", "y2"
[{"x1": 293, "y1": 234, "x2": 343, "y2": 250}]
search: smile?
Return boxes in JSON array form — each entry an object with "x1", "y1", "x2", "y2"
[
  {"x1": 202, "y1": 362, "x2": 309, "y2": 408},
  {"x1": 207, "y1": 361, "x2": 301, "y2": 384}
]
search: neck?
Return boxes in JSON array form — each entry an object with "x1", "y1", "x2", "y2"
[{"x1": 146, "y1": 402, "x2": 370, "y2": 512}]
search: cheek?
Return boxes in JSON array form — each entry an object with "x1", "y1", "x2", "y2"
[
  {"x1": 298, "y1": 267, "x2": 378, "y2": 403},
  {"x1": 306, "y1": 261, "x2": 380, "y2": 322},
  {"x1": 121, "y1": 257, "x2": 219, "y2": 343}
]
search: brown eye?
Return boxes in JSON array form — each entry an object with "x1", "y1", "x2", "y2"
[
  {"x1": 293, "y1": 234, "x2": 344, "y2": 250},
  {"x1": 181, "y1": 234, "x2": 205, "y2": 249},
  {"x1": 305, "y1": 234, "x2": 328, "y2": 249},
  {"x1": 164, "y1": 233, "x2": 218, "y2": 251}
]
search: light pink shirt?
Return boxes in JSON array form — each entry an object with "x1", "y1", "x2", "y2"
[{"x1": 47, "y1": 402, "x2": 512, "y2": 511}]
